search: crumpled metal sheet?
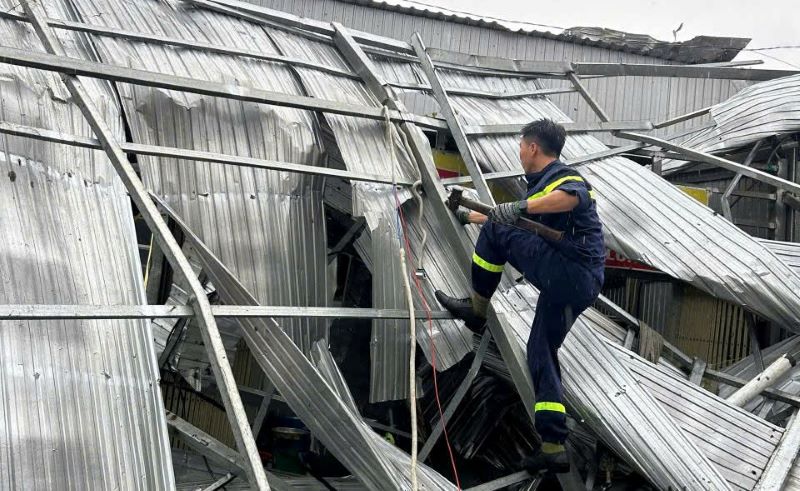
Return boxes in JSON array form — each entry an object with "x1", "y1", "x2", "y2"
[
  {"x1": 677, "y1": 75, "x2": 800, "y2": 155},
  {"x1": 266, "y1": 29, "x2": 473, "y2": 402},
  {"x1": 59, "y1": 0, "x2": 330, "y2": 356},
  {"x1": 0, "y1": 3, "x2": 174, "y2": 488},
  {"x1": 429, "y1": 68, "x2": 800, "y2": 331},
  {"x1": 493, "y1": 286, "x2": 731, "y2": 489},
  {"x1": 170, "y1": 200, "x2": 456, "y2": 489}
]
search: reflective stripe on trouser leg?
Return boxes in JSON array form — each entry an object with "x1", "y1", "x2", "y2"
[
  {"x1": 471, "y1": 222, "x2": 507, "y2": 299},
  {"x1": 534, "y1": 402, "x2": 566, "y2": 414}
]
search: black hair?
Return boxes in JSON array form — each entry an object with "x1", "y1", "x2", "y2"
[{"x1": 520, "y1": 119, "x2": 566, "y2": 157}]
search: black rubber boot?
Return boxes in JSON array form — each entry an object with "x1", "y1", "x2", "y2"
[
  {"x1": 434, "y1": 290, "x2": 487, "y2": 333},
  {"x1": 521, "y1": 447, "x2": 570, "y2": 475}
]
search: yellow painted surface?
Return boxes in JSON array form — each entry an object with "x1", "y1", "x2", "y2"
[{"x1": 677, "y1": 185, "x2": 710, "y2": 206}]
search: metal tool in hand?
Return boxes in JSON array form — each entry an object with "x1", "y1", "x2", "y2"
[{"x1": 446, "y1": 186, "x2": 564, "y2": 242}]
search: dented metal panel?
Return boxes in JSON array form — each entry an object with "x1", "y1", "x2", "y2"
[
  {"x1": 0, "y1": 2, "x2": 173, "y2": 487},
  {"x1": 59, "y1": 0, "x2": 330, "y2": 355}
]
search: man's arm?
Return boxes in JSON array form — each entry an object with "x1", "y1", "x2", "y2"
[{"x1": 525, "y1": 190, "x2": 579, "y2": 214}]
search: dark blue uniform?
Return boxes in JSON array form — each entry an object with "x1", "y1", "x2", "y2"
[{"x1": 471, "y1": 159, "x2": 604, "y2": 444}]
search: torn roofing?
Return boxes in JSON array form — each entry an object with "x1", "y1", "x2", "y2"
[
  {"x1": 59, "y1": 0, "x2": 331, "y2": 354},
  {"x1": 494, "y1": 286, "x2": 731, "y2": 489},
  {"x1": 416, "y1": 67, "x2": 800, "y2": 331},
  {"x1": 0, "y1": 2, "x2": 174, "y2": 487},
  {"x1": 328, "y1": 0, "x2": 748, "y2": 63},
  {"x1": 163, "y1": 197, "x2": 456, "y2": 489}
]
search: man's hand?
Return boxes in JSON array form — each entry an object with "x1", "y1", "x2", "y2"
[{"x1": 489, "y1": 201, "x2": 527, "y2": 225}]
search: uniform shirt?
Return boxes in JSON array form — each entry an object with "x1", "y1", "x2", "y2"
[{"x1": 523, "y1": 159, "x2": 605, "y2": 272}]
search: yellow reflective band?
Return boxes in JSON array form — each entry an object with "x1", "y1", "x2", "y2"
[
  {"x1": 528, "y1": 175, "x2": 585, "y2": 201},
  {"x1": 589, "y1": 190, "x2": 596, "y2": 200},
  {"x1": 535, "y1": 401, "x2": 566, "y2": 413},
  {"x1": 472, "y1": 252, "x2": 504, "y2": 273}
]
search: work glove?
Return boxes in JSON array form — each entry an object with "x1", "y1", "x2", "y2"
[
  {"x1": 489, "y1": 200, "x2": 527, "y2": 225},
  {"x1": 455, "y1": 207, "x2": 471, "y2": 225}
]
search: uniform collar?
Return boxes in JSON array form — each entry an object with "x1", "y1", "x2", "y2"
[{"x1": 524, "y1": 159, "x2": 561, "y2": 186}]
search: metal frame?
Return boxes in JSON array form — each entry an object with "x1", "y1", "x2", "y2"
[
  {"x1": 411, "y1": 33, "x2": 495, "y2": 204},
  {"x1": 0, "y1": 304, "x2": 453, "y2": 320},
  {"x1": 463, "y1": 121, "x2": 652, "y2": 136},
  {"x1": 16, "y1": 2, "x2": 269, "y2": 486},
  {"x1": 5, "y1": 2, "x2": 799, "y2": 489}
]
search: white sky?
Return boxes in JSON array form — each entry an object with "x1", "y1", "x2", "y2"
[{"x1": 396, "y1": 0, "x2": 800, "y2": 69}]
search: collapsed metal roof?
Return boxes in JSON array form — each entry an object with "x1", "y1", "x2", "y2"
[
  {"x1": 2, "y1": 0, "x2": 800, "y2": 489},
  {"x1": 331, "y1": 0, "x2": 749, "y2": 63}
]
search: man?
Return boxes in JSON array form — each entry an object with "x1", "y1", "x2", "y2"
[{"x1": 435, "y1": 119, "x2": 605, "y2": 474}]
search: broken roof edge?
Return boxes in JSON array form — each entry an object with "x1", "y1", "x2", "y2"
[{"x1": 324, "y1": 0, "x2": 749, "y2": 63}]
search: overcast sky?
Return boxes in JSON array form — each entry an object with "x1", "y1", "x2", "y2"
[{"x1": 401, "y1": 0, "x2": 800, "y2": 69}]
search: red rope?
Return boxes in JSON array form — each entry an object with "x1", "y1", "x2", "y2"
[{"x1": 396, "y1": 201, "x2": 462, "y2": 490}]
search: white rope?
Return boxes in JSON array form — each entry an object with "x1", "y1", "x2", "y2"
[{"x1": 383, "y1": 107, "x2": 418, "y2": 490}]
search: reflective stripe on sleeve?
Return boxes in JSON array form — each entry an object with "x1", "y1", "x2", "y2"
[{"x1": 528, "y1": 175, "x2": 585, "y2": 201}]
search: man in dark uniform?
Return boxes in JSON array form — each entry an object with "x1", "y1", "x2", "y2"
[{"x1": 435, "y1": 119, "x2": 605, "y2": 474}]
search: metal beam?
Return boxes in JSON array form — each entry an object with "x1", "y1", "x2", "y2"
[
  {"x1": 427, "y1": 47, "x2": 571, "y2": 77},
  {"x1": 688, "y1": 357, "x2": 707, "y2": 386},
  {"x1": 617, "y1": 132, "x2": 800, "y2": 196},
  {"x1": 0, "y1": 304, "x2": 454, "y2": 320},
  {"x1": 411, "y1": 34, "x2": 494, "y2": 205},
  {"x1": 18, "y1": 1, "x2": 268, "y2": 487},
  {"x1": 465, "y1": 471, "x2": 538, "y2": 491},
  {"x1": 0, "y1": 121, "x2": 418, "y2": 186},
  {"x1": 418, "y1": 330, "x2": 492, "y2": 461},
  {"x1": 446, "y1": 86, "x2": 577, "y2": 99},
  {"x1": 567, "y1": 71, "x2": 610, "y2": 122},
  {"x1": 331, "y1": 24, "x2": 538, "y2": 425},
  {"x1": 755, "y1": 411, "x2": 800, "y2": 490},
  {"x1": 202, "y1": 474, "x2": 236, "y2": 491},
  {"x1": 0, "y1": 10, "x2": 358, "y2": 80},
  {"x1": 166, "y1": 411, "x2": 248, "y2": 473},
  {"x1": 463, "y1": 121, "x2": 652, "y2": 136},
  {"x1": 653, "y1": 107, "x2": 711, "y2": 129},
  {"x1": 440, "y1": 143, "x2": 646, "y2": 185},
  {"x1": 573, "y1": 62, "x2": 799, "y2": 81},
  {"x1": 722, "y1": 140, "x2": 764, "y2": 221},
  {"x1": 0, "y1": 45, "x2": 445, "y2": 131}
]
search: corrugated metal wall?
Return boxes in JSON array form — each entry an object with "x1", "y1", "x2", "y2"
[
  {"x1": 250, "y1": 0, "x2": 748, "y2": 144},
  {"x1": 603, "y1": 277, "x2": 751, "y2": 369}
]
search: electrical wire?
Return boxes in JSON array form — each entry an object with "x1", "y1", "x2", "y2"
[
  {"x1": 384, "y1": 107, "x2": 419, "y2": 491},
  {"x1": 383, "y1": 108, "x2": 461, "y2": 489}
]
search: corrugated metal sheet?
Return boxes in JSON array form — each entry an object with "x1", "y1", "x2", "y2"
[
  {"x1": 264, "y1": 28, "x2": 472, "y2": 402},
  {"x1": 680, "y1": 75, "x2": 800, "y2": 155},
  {"x1": 59, "y1": 0, "x2": 331, "y2": 355},
  {"x1": 0, "y1": 2, "x2": 174, "y2": 488},
  {"x1": 494, "y1": 285, "x2": 731, "y2": 489},
  {"x1": 498, "y1": 284, "x2": 783, "y2": 490},
  {"x1": 182, "y1": 211, "x2": 457, "y2": 489},
  {"x1": 251, "y1": 0, "x2": 747, "y2": 145},
  {"x1": 426, "y1": 67, "x2": 800, "y2": 331},
  {"x1": 761, "y1": 239, "x2": 800, "y2": 275}
]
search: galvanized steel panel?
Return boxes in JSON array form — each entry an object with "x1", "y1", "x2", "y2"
[
  {"x1": 0, "y1": 3, "x2": 174, "y2": 487},
  {"x1": 265, "y1": 28, "x2": 473, "y2": 401},
  {"x1": 428, "y1": 68, "x2": 800, "y2": 330},
  {"x1": 59, "y1": 0, "x2": 331, "y2": 355}
]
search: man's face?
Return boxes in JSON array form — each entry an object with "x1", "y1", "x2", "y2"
[{"x1": 519, "y1": 137, "x2": 537, "y2": 166}]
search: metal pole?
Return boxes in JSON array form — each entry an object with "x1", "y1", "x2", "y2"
[
  {"x1": 17, "y1": 3, "x2": 269, "y2": 487},
  {"x1": 618, "y1": 132, "x2": 800, "y2": 196},
  {"x1": 331, "y1": 23, "x2": 537, "y2": 425},
  {"x1": 754, "y1": 411, "x2": 800, "y2": 490},
  {"x1": 727, "y1": 353, "x2": 798, "y2": 407},
  {"x1": 722, "y1": 140, "x2": 764, "y2": 221},
  {"x1": 418, "y1": 331, "x2": 492, "y2": 461},
  {"x1": 567, "y1": 72, "x2": 610, "y2": 123},
  {"x1": 410, "y1": 33, "x2": 495, "y2": 205}
]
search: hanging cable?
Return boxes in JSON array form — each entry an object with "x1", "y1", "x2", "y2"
[
  {"x1": 384, "y1": 107, "x2": 418, "y2": 491},
  {"x1": 385, "y1": 112, "x2": 461, "y2": 489}
]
